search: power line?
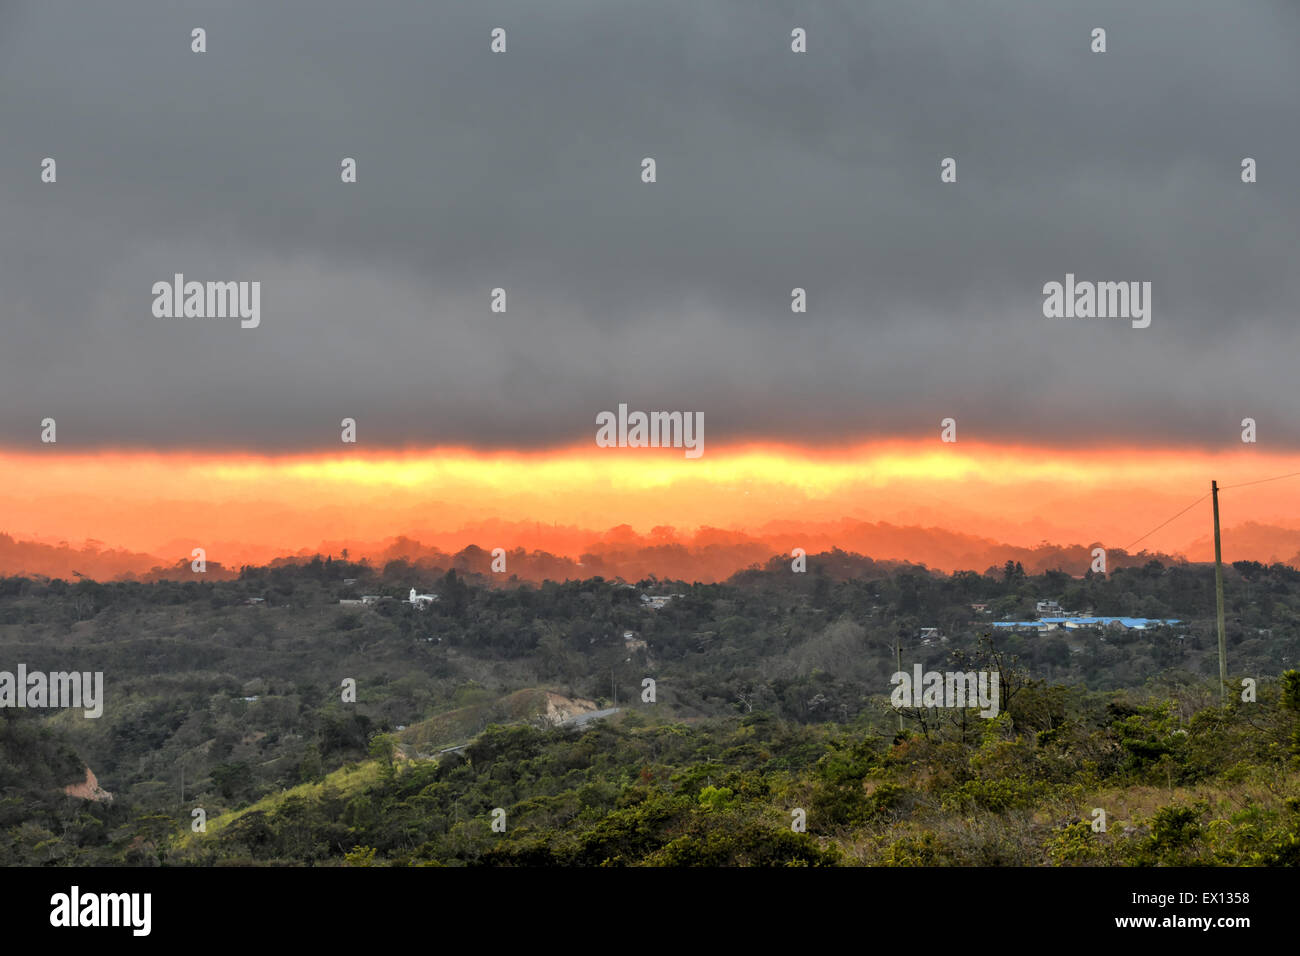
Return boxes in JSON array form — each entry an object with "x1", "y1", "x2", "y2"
[
  {"x1": 1220, "y1": 470, "x2": 1300, "y2": 490},
  {"x1": 1106, "y1": 468, "x2": 1297, "y2": 701},
  {"x1": 1119, "y1": 492, "x2": 1209, "y2": 553},
  {"x1": 1116, "y1": 468, "x2": 1300, "y2": 554}
]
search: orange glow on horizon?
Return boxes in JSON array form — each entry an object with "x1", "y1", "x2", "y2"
[{"x1": 2, "y1": 440, "x2": 1298, "y2": 575}]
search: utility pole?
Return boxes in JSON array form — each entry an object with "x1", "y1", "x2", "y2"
[
  {"x1": 1212, "y1": 480, "x2": 1228, "y2": 704},
  {"x1": 896, "y1": 642, "x2": 904, "y2": 733}
]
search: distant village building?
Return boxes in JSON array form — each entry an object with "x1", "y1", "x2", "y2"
[
  {"x1": 361, "y1": 595, "x2": 384, "y2": 605},
  {"x1": 1035, "y1": 600, "x2": 1064, "y2": 616},
  {"x1": 994, "y1": 616, "x2": 1181, "y2": 632},
  {"x1": 409, "y1": 588, "x2": 439, "y2": 608},
  {"x1": 970, "y1": 603, "x2": 989, "y2": 613},
  {"x1": 1060, "y1": 616, "x2": 1181, "y2": 631},
  {"x1": 640, "y1": 594, "x2": 679, "y2": 610}
]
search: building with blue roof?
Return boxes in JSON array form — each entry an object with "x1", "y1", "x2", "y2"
[{"x1": 993, "y1": 616, "x2": 1181, "y2": 631}]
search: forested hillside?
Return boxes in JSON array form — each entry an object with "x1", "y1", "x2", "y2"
[{"x1": 1, "y1": 553, "x2": 1298, "y2": 865}]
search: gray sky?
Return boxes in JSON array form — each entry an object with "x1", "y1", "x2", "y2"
[{"x1": 1, "y1": 0, "x2": 1297, "y2": 452}]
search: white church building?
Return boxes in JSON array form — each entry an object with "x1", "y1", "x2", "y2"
[{"x1": 409, "y1": 588, "x2": 439, "y2": 608}]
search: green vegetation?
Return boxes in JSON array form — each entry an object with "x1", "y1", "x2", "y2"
[
  {"x1": 171, "y1": 677, "x2": 1300, "y2": 866},
  {"x1": 1, "y1": 554, "x2": 1298, "y2": 865}
]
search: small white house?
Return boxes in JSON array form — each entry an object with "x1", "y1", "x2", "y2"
[{"x1": 409, "y1": 588, "x2": 439, "y2": 608}]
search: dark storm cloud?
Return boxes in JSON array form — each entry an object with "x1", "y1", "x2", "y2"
[{"x1": 1, "y1": 0, "x2": 1297, "y2": 451}]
